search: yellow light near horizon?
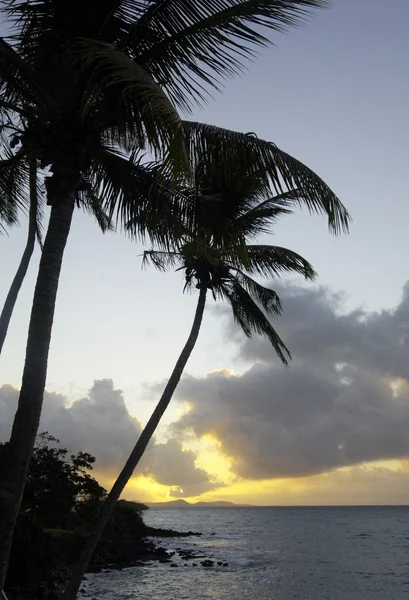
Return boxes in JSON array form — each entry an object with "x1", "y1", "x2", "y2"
[
  {"x1": 94, "y1": 452, "x2": 409, "y2": 506},
  {"x1": 334, "y1": 458, "x2": 406, "y2": 474},
  {"x1": 125, "y1": 474, "x2": 178, "y2": 502},
  {"x1": 98, "y1": 472, "x2": 181, "y2": 503},
  {"x1": 363, "y1": 459, "x2": 408, "y2": 472},
  {"x1": 180, "y1": 433, "x2": 235, "y2": 483}
]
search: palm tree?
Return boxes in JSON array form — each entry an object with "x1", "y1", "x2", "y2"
[
  {"x1": 0, "y1": 0, "x2": 340, "y2": 588},
  {"x1": 62, "y1": 162, "x2": 323, "y2": 598},
  {"x1": 0, "y1": 131, "x2": 44, "y2": 354},
  {"x1": 0, "y1": 53, "x2": 183, "y2": 589},
  {"x1": 0, "y1": 157, "x2": 40, "y2": 354}
]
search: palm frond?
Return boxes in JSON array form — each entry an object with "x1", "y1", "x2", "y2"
[
  {"x1": 90, "y1": 146, "x2": 151, "y2": 227},
  {"x1": 233, "y1": 201, "x2": 293, "y2": 238},
  {"x1": 0, "y1": 149, "x2": 29, "y2": 229},
  {"x1": 236, "y1": 188, "x2": 302, "y2": 217},
  {"x1": 76, "y1": 178, "x2": 113, "y2": 233},
  {"x1": 92, "y1": 147, "x2": 189, "y2": 246},
  {"x1": 3, "y1": 0, "x2": 142, "y2": 47},
  {"x1": 0, "y1": 37, "x2": 50, "y2": 118},
  {"x1": 142, "y1": 249, "x2": 183, "y2": 272},
  {"x1": 183, "y1": 122, "x2": 350, "y2": 234},
  {"x1": 181, "y1": 196, "x2": 252, "y2": 260},
  {"x1": 66, "y1": 38, "x2": 188, "y2": 171},
  {"x1": 230, "y1": 270, "x2": 283, "y2": 314},
  {"x1": 243, "y1": 244, "x2": 316, "y2": 280},
  {"x1": 222, "y1": 276, "x2": 290, "y2": 365},
  {"x1": 128, "y1": 0, "x2": 327, "y2": 109}
]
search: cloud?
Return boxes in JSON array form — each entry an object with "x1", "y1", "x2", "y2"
[
  {"x1": 170, "y1": 282, "x2": 409, "y2": 481},
  {"x1": 0, "y1": 379, "x2": 217, "y2": 497},
  {"x1": 141, "y1": 439, "x2": 221, "y2": 497},
  {"x1": 235, "y1": 282, "x2": 409, "y2": 379}
]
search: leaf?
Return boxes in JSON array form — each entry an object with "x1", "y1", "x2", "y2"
[
  {"x1": 230, "y1": 269, "x2": 283, "y2": 314},
  {"x1": 128, "y1": 0, "x2": 328, "y2": 109},
  {"x1": 183, "y1": 121, "x2": 350, "y2": 234},
  {"x1": 65, "y1": 38, "x2": 188, "y2": 173},
  {"x1": 0, "y1": 38, "x2": 51, "y2": 118},
  {"x1": 142, "y1": 249, "x2": 183, "y2": 272},
  {"x1": 222, "y1": 275, "x2": 290, "y2": 364},
  {"x1": 0, "y1": 148, "x2": 30, "y2": 230},
  {"x1": 244, "y1": 244, "x2": 316, "y2": 280},
  {"x1": 76, "y1": 178, "x2": 113, "y2": 233},
  {"x1": 90, "y1": 146, "x2": 189, "y2": 246}
]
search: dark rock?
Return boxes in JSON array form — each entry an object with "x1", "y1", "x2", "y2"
[
  {"x1": 146, "y1": 527, "x2": 201, "y2": 538},
  {"x1": 192, "y1": 563, "x2": 198, "y2": 567},
  {"x1": 201, "y1": 560, "x2": 214, "y2": 567},
  {"x1": 170, "y1": 563, "x2": 178, "y2": 567},
  {"x1": 179, "y1": 549, "x2": 205, "y2": 560}
]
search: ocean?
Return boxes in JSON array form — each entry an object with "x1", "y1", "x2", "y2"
[{"x1": 82, "y1": 506, "x2": 409, "y2": 599}]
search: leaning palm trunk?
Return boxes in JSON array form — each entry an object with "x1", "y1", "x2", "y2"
[
  {"x1": 63, "y1": 286, "x2": 208, "y2": 600},
  {"x1": 0, "y1": 190, "x2": 76, "y2": 592},
  {"x1": 0, "y1": 159, "x2": 38, "y2": 355}
]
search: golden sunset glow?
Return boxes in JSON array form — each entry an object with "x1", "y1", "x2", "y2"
[
  {"x1": 95, "y1": 442, "x2": 409, "y2": 506},
  {"x1": 91, "y1": 361, "x2": 409, "y2": 507},
  {"x1": 185, "y1": 434, "x2": 235, "y2": 482}
]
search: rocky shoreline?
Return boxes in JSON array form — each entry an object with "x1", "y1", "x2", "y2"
[{"x1": 87, "y1": 526, "x2": 228, "y2": 574}]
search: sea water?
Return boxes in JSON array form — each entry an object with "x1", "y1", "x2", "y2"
[{"x1": 82, "y1": 506, "x2": 409, "y2": 599}]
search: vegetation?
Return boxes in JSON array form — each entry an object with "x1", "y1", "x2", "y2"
[
  {"x1": 0, "y1": 434, "x2": 149, "y2": 600},
  {"x1": 0, "y1": 157, "x2": 41, "y2": 353},
  {"x1": 0, "y1": 1, "x2": 348, "y2": 586},
  {"x1": 63, "y1": 155, "x2": 334, "y2": 598},
  {"x1": 0, "y1": 0, "x2": 351, "y2": 597}
]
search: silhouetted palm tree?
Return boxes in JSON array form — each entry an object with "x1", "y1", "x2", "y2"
[
  {"x1": 0, "y1": 29, "x2": 183, "y2": 586},
  {"x1": 63, "y1": 165, "x2": 320, "y2": 598},
  {"x1": 0, "y1": 158, "x2": 40, "y2": 354},
  {"x1": 0, "y1": 0, "x2": 342, "y2": 587}
]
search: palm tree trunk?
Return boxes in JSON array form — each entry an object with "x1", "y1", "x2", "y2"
[
  {"x1": 0, "y1": 159, "x2": 38, "y2": 355},
  {"x1": 63, "y1": 286, "x2": 208, "y2": 600},
  {"x1": 0, "y1": 191, "x2": 75, "y2": 592}
]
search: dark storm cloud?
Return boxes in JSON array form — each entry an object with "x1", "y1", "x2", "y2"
[
  {"x1": 235, "y1": 282, "x2": 409, "y2": 379},
  {"x1": 0, "y1": 379, "x2": 217, "y2": 496},
  {"x1": 171, "y1": 282, "x2": 409, "y2": 480}
]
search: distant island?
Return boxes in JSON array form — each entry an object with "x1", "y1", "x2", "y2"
[{"x1": 146, "y1": 499, "x2": 250, "y2": 508}]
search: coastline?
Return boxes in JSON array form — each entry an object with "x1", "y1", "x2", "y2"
[{"x1": 87, "y1": 526, "x2": 202, "y2": 573}]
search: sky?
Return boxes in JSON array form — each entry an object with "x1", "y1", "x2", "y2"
[{"x1": 1, "y1": 0, "x2": 409, "y2": 505}]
